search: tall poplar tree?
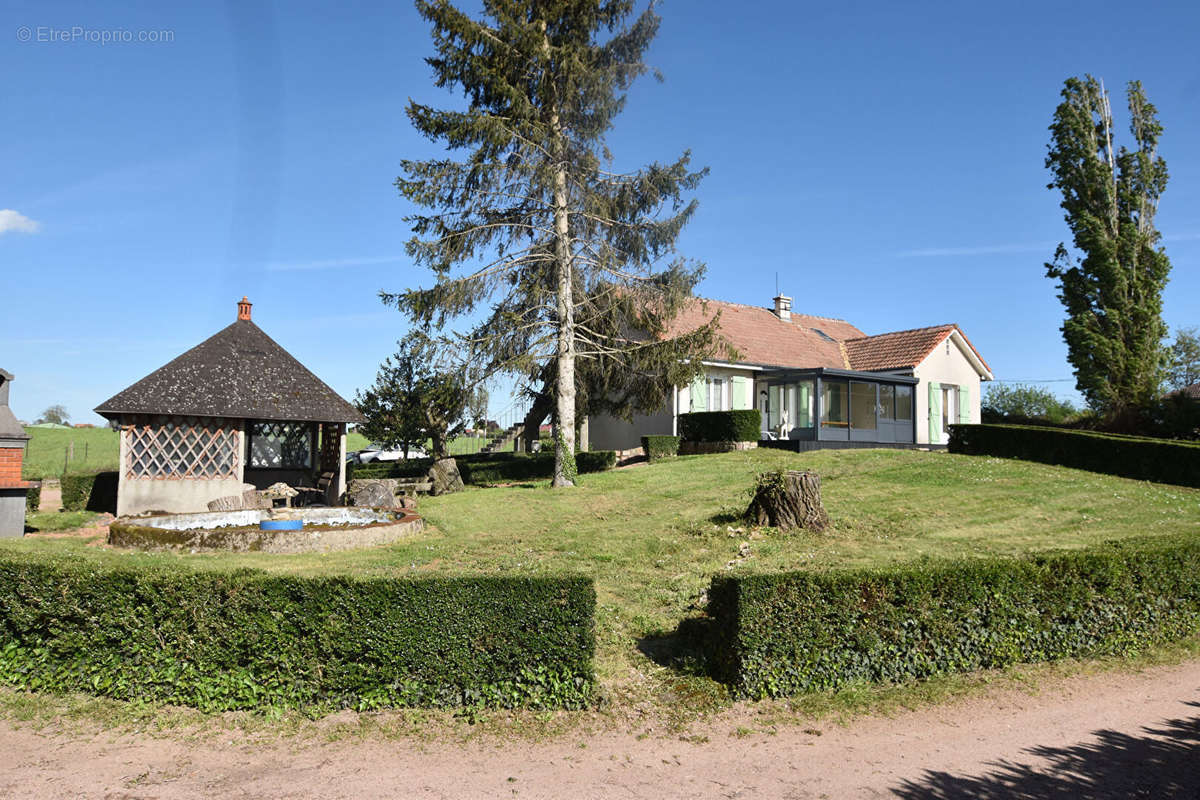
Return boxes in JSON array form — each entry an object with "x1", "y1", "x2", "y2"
[
  {"x1": 385, "y1": 0, "x2": 719, "y2": 486},
  {"x1": 1045, "y1": 76, "x2": 1172, "y2": 415}
]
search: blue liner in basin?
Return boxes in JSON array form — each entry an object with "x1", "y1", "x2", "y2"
[{"x1": 260, "y1": 519, "x2": 303, "y2": 531}]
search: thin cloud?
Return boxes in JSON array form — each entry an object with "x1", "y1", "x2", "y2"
[
  {"x1": 896, "y1": 241, "x2": 1055, "y2": 258},
  {"x1": 0, "y1": 209, "x2": 40, "y2": 235},
  {"x1": 265, "y1": 255, "x2": 405, "y2": 272}
]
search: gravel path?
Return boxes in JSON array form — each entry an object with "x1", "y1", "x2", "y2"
[{"x1": 2, "y1": 661, "x2": 1198, "y2": 799}]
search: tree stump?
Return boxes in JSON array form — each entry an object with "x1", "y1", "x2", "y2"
[
  {"x1": 745, "y1": 470, "x2": 829, "y2": 532},
  {"x1": 428, "y1": 457, "x2": 464, "y2": 495}
]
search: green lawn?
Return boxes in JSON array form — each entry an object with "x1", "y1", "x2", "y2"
[{"x1": 6, "y1": 448, "x2": 1199, "y2": 702}]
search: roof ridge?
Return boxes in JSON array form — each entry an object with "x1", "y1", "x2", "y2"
[
  {"x1": 844, "y1": 323, "x2": 956, "y2": 342},
  {"x1": 694, "y1": 296, "x2": 855, "y2": 325}
]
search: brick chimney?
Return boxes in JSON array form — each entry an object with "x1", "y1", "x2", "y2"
[
  {"x1": 0, "y1": 369, "x2": 32, "y2": 538},
  {"x1": 773, "y1": 294, "x2": 792, "y2": 322},
  {"x1": 237, "y1": 296, "x2": 253, "y2": 321}
]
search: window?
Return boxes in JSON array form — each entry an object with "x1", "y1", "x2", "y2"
[
  {"x1": 820, "y1": 380, "x2": 849, "y2": 428},
  {"x1": 792, "y1": 381, "x2": 815, "y2": 428},
  {"x1": 895, "y1": 386, "x2": 913, "y2": 421},
  {"x1": 248, "y1": 421, "x2": 313, "y2": 469},
  {"x1": 706, "y1": 377, "x2": 728, "y2": 411},
  {"x1": 879, "y1": 385, "x2": 895, "y2": 420},
  {"x1": 811, "y1": 328, "x2": 836, "y2": 343},
  {"x1": 941, "y1": 385, "x2": 957, "y2": 434},
  {"x1": 124, "y1": 416, "x2": 239, "y2": 480},
  {"x1": 849, "y1": 381, "x2": 876, "y2": 430},
  {"x1": 767, "y1": 385, "x2": 782, "y2": 431},
  {"x1": 767, "y1": 381, "x2": 815, "y2": 437}
]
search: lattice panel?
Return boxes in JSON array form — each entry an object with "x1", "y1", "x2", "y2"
[
  {"x1": 248, "y1": 422, "x2": 313, "y2": 469},
  {"x1": 319, "y1": 422, "x2": 341, "y2": 471},
  {"x1": 125, "y1": 416, "x2": 239, "y2": 480}
]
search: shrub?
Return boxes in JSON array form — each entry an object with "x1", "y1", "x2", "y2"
[
  {"x1": 59, "y1": 470, "x2": 118, "y2": 512},
  {"x1": 349, "y1": 450, "x2": 616, "y2": 485},
  {"x1": 678, "y1": 410, "x2": 761, "y2": 443},
  {"x1": 707, "y1": 533, "x2": 1200, "y2": 698},
  {"x1": 981, "y1": 383, "x2": 1079, "y2": 424},
  {"x1": 59, "y1": 472, "x2": 95, "y2": 511},
  {"x1": 0, "y1": 555, "x2": 595, "y2": 713},
  {"x1": 948, "y1": 423, "x2": 1200, "y2": 488},
  {"x1": 24, "y1": 480, "x2": 40, "y2": 512},
  {"x1": 641, "y1": 435, "x2": 680, "y2": 462}
]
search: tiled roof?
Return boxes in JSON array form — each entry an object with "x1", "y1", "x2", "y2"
[
  {"x1": 96, "y1": 319, "x2": 364, "y2": 424},
  {"x1": 668, "y1": 299, "x2": 990, "y2": 376},
  {"x1": 1173, "y1": 383, "x2": 1200, "y2": 400},
  {"x1": 844, "y1": 325, "x2": 956, "y2": 371},
  {"x1": 666, "y1": 299, "x2": 858, "y2": 369}
]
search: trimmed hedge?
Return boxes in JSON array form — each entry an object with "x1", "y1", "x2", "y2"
[
  {"x1": 60, "y1": 470, "x2": 118, "y2": 512},
  {"x1": 0, "y1": 555, "x2": 595, "y2": 713},
  {"x1": 350, "y1": 450, "x2": 617, "y2": 485},
  {"x1": 24, "y1": 481, "x2": 40, "y2": 512},
  {"x1": 707, "y1": 533, "x2": 1200, "y2": 698},
  {"x1": 678, "y1": 410, "x2": 761, "y2": 443},
  {"x1": 949, "y1": 423, "x2": 1200, "y2": 488},
  {"x1": 641, "y1": 435, "x2": 679, "y2": 462}
]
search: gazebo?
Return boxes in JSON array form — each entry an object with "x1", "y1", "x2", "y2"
[{"x1": 96, "y1": 298, "x2": 364, "y2": 517}]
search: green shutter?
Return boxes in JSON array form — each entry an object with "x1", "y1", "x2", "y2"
[
  {"x1": 731, "y1": 376, "x2": 749, "y2": 410},
  {"x1": 957, "y1": 386, "x2": 970, "y2": 424},
  {"x1": 689, "y1": 375, "x2": 706, "y2": 412},
  {"x1": 928, "y1": 382, "x2": 942, "y2": 443}
]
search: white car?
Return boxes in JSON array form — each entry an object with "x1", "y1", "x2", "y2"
[{"x1": 355, "y1": 443, "x2": 429, "y2": 463}]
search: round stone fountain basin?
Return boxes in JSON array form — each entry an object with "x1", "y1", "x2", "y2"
[{"x1": 108, "y1": 507, "x2": 422, "y2": 553}]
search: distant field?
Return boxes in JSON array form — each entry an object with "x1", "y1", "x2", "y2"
[
  {"x1": 22, "y1": 426, "x2": 119, "y2": 478},
  {"x1": 345, "y1": 433, "x2": 492, "y2": 456},
  {"x1": 24, "y1": 427, "x2": 493, "y2": 477}
]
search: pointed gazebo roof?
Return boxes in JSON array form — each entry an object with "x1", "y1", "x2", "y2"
[{"x1": 95, "y1": 298, "x2": 363, "y2": 424}]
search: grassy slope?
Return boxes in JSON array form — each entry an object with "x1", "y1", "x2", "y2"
[
  {"x1": 5, "y1": 449, "x2": 1198, "y2": 695},
  {"x1": 21, "y1": 426, "x2": 119, "y2": 477}
]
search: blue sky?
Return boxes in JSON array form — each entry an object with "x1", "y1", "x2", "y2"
[{"x1": 2, "y1": 0, "x2": 1198, "y2": 424}]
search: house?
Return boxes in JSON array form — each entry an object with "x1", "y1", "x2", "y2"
[
  {"x1": 1170, "y1": 383, "x2": 1200, "y2": 400},
  {"x1": 586, "y1": 295, "x2": 993, "y2": 451},
  {"x1": 95, "y1": 298, "x2": 364, "y2": 516}
]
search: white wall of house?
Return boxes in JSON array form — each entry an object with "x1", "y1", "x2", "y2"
[
  {"x1": 912, "y1": 332, "x2": 988, "y2": 445},
  {"x1": 587, "y1": 363, "x2": 760, "y2": 451},
  {"x1": 588, "y1": 405, "x2": 675, "y2": 451}
]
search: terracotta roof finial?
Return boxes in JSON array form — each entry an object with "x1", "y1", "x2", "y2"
[{"x1": 237, "y1": 296, "x2": 252, "y2": 321}]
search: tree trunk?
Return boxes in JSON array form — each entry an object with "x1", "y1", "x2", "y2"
[
  {"x1": 745, "y1": 470, "x2": 828, "y2": 532},
  {"x1": 547, "y1": 27, "x2": 576, "y2": 488}
]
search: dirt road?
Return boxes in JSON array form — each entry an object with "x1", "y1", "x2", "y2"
[{"x1": 2, "y1": 661, "x2": 1198, "y2": 799}]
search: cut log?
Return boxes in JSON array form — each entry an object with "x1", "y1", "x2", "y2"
[{"x1": 745, "y1": 469, "x2": 828, "y2": 532}]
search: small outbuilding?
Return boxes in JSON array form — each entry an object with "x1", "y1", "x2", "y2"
[
  {"x1": 0, "y1": 369, "x2": 33, "y2": 538},
  {"x1": 96, "y1": 298, "x2": 364, "y2": 516}
]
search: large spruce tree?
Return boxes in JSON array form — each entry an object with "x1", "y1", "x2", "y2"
[
  {"x1": 386, "y1": 0, "x2": 720, "y2": 486},
  {"x1": 1045, "y1": 76, "x2": 1172, "y2": 415}
]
